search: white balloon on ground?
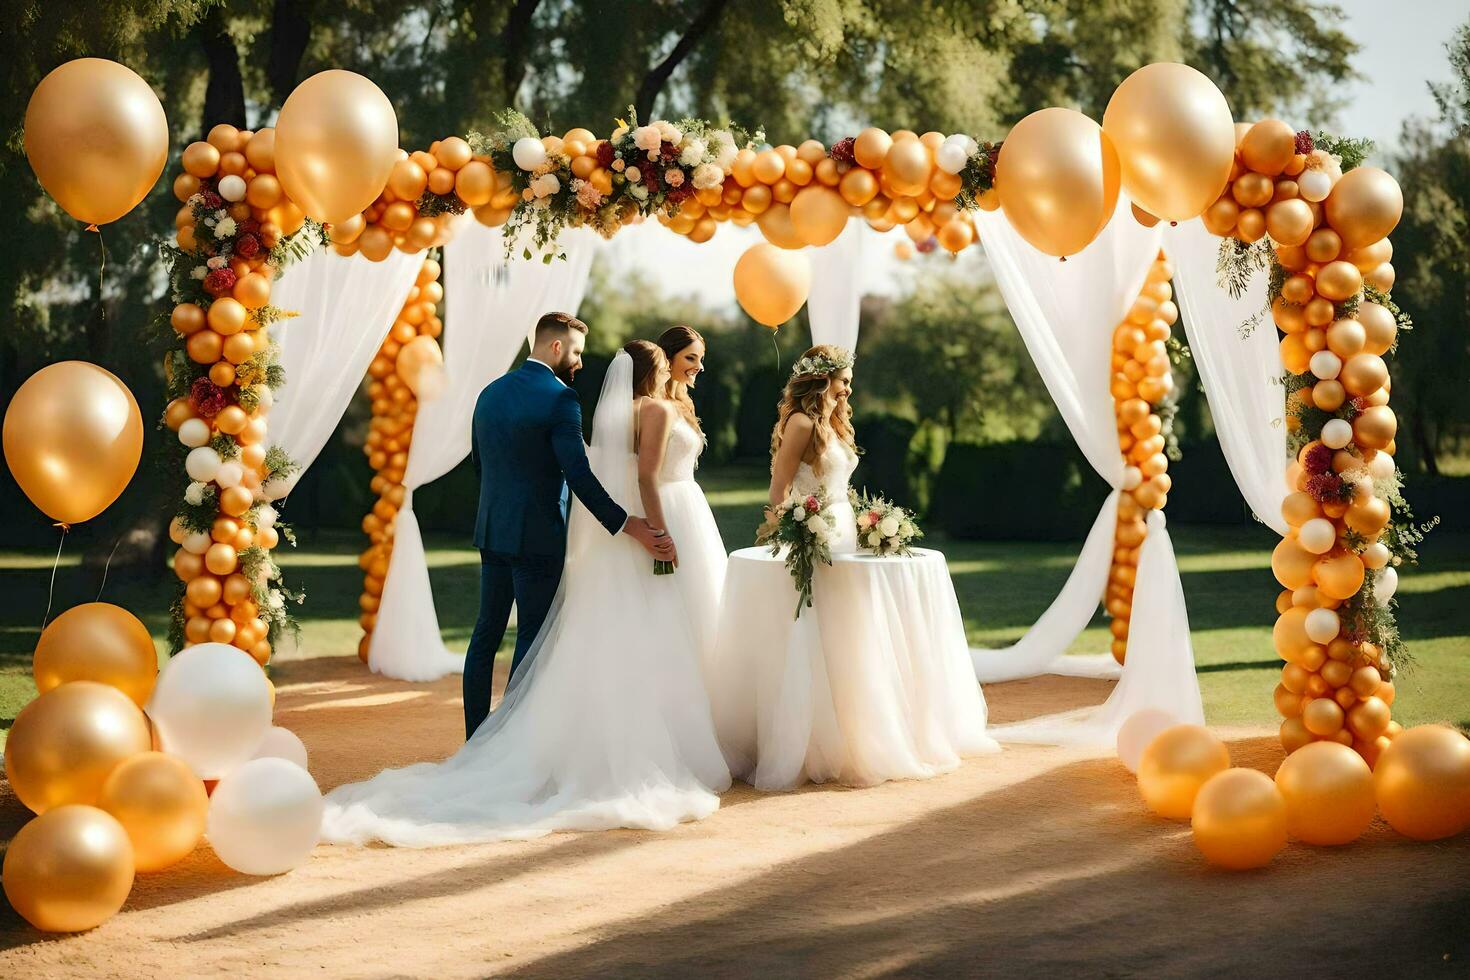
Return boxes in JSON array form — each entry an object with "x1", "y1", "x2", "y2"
[
  {"x1": 1116, "y1": 708, "x2": 1178, "y2": 774},
  {"x1": 252, "y1": 726, "x2": 308, "y2": 771},
  {"x1": 207, "y1": 757, "x2": 322, "y2": 875},
  {"x1": 147, "y1": 642, "x2": 273, "y2": 779}
]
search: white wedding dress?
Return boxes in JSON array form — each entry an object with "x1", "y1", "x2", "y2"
[
  {"x1": 712, "y1": 436, "x2": 999, "y2": 790},
  {"x1": 321, "y1": 353, "x2": 731, "y2": 847},
  {"x1": 656, "y1": 417, "x2": 729, "y2": 678}
]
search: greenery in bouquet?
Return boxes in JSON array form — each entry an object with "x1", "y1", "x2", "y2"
[
  {"x1": 850, "y1": 489, "x2": 923, "y2": 557},
  {"x1": 756, "y1": 487, "x2": 837, "y2": 619}
]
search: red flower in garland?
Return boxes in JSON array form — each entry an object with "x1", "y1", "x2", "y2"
[
  {"x1": 829, "y1": 137, "x2": 856, "y2": 164},
  {"x1": 234, "y1": 233, "x2": 261, "y2": 259},
  {"x1": 204, "y1": 267, "x2": 237, "y2": 297},
  {"x1": 239, "y1": 217, "x2": 261, "y2": 235},
  {"x1": 595, "y1": 140, "x2": 615, "y2": 168},
  {"x1": 198, "y1": 189, "x2": 224, "y2": 211},
  {"x1": 637, "y1": 159, "x2": 661, "y2": 188},
  {"x1": 1350, "y1": 396, "x2": 1369, "y2": 413},
  {"x1": 1302, "y1": 442, "x2": 1334, "y2": 475},
  {"x1": 666, "y1": 184, "x2": 694, "y2": 203},
  {"x1": 190, "y1": 376, "x2": 228, "y2": 419},
  {"x1": 1295, "y1": 130, "x2": 1314, "y2": 155},
  {"x1": 1305, "y1": 471, "x2": 1345, "y2": 503},
  {"x1": 916, "y1": 236, "x2": 938, "y2": 254},
  {"x1": 660, "y1": 142, "x2": 680, "y2": 161}
]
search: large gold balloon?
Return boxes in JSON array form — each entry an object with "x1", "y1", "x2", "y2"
[
  {"x1": 395, "y1": 335, "x2": 444, "y2": 396},
  {"x1": 3, "y1": 361, "x2": 143, "y2": 525},
  {"x1": 97, "y1": 752, "x2": 208, "y2": 872},
  {"x1": 24, "y1": 58, "x2": 169, "y2": 225},
  {"x1": 1102, "y1": 63, "x2": 1235, "y2": 221},
  {"x1": 1373, "y1": 725, "x2": 1470, "y2": 841},
  {"x1": 4, "y1": 681, "x2": 152, "y2": 814},
  {"x1": 274, "y1": 70, "x2": 399, "y2": 223},
  {"x1": 1324, "y1": 167, "x2": 1403, "y2": 250},
  {"x1": 789, "y1": 185, "x2": 849, "y2": 247},
  {"x1": 1137, "y1": 724, "x2": 1231, "y2": 820},
  {"x1": 1274, "y1": 741, "x2": 1376, "y2": 845},
  {"x1": 756, "y1": 202, "x2": 807, "y2": 250},
  {"x1": 881, "y1": 139, "x2": 933, "y2": 198},
  {"x1": 33, "y1": 603, "x2": 158, "y2": 707},
  {"x1": 2, "y1": 805, "x2": 135, "y2": 932},
  {"x1": 733, "y1": 243, "x2": 811, "y2": 327},
  {"x1": 997, "y1": 107, "x2": 1121, "y2": 257},
  {"x1": 1191, "y1": 768, "x2": 1289, "y2": 869}
]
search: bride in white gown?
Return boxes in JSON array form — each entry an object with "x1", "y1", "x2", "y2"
[{"x1": 321, "y1": 342, "x2": 730, "y2": 847}]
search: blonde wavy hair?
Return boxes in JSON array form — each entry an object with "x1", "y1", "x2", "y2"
[
  {"x1": 770, "y1": 344, "x2": 856, "y2": 474},
  {"x1": 656, "y1": 325, "x2": 703, "y2": 435}
]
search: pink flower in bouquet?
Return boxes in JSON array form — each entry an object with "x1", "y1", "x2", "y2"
[
  {"x1": 611, "y1": 158, "x2": 626, "y2": 172},
  {"x1": 804, "y1": 495, "x2": 820, "y2": 514},
  {"x1": 575, "y1": 180, "x2": 604, "y2": 209},
  {"x1": 664, "y1": 168, "x2": 685, "y2": 187},
  {"x1": 868, "y1": 510, "x2": 882, "y2": 526},
  {"x1": 633, "y1": 126, "x2": 661, "y2": 153}
]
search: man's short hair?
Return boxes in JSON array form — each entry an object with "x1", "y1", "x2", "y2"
[{"x1": 534, "y1": 312, "x2": 588, "y2": 344}]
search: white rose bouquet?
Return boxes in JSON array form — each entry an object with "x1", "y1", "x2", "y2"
[
  {"x1": 851, "y1": 489, "x2": 923, "y2": 557},
  {"x1": 756, "y1": 486, "x2": 837, "y2": 619}
]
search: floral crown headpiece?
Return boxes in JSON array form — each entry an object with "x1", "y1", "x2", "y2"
[{"x1": 790, "y1": 348, "x2": 854, "y2": 380}]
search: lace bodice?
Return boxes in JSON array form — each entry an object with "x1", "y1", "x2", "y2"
[
  {"x1": 658, "y1": 418, "x2": 704, "y2": 484},
  {"x1": 792, "y1": 438, "x2": 857, "y2": 501}
]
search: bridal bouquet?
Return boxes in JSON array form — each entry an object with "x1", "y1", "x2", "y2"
[
  {"x1": 756, "y1": 487, "x2": 837, "y2": 619},
  {"x1": 851, "y1": 490, "x2": 923, "y2": 557}
]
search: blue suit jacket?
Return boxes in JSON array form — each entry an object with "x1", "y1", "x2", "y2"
[{"x1": 471, "y1": 360, "x2": 627, "y2": 556}]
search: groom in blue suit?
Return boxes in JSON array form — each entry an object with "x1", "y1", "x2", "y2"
[{"x1": 465, "y1": 312, "x2": 674, "y2": 738}]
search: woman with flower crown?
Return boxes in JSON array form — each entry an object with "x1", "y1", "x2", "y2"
[{"x1": 709, "y1": 344, "x2": 998, "y2": 791}]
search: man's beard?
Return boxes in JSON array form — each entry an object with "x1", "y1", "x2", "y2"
[{"x1": 552, "y1": 354, "x2": 578, "y2": 383}]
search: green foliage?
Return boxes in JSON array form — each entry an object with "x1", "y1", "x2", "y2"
[
  {"x1": 1313, "y1": 130, "x2": 1375, "y2": 171},
  {"x1": 209, "y1": 432, "x2": 239, "y2": 459}
]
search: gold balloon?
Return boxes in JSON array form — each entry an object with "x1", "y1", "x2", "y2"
[
  {"x1": 2, "y1": 805, "x2": 134, "y2": 932},
  {"x1": 1102, "y1": 62, "x2": 1235, "y2": 220},
  {"x1": 1314, "y1": 550, "x2": 1365, "y2": 601},
  {"x1": 1239, "y1": 120, "x2": 1296, "y2": 176},
  {"x1": 839, "y1": 167, "x2": 880, "y2": 207},
  {"x1": 275, "y1": 69, "x2": 399, "y2": 223},
  {"x1": 1324, "y1": 167, "x2": 1403, "y2": 250},
  {"x1": 1137, "y1": 724, "x2": 1231, "y2": 820},
  {"x1": 756, "y1": 202, "x2": 807, "y2": 250},
  {"x1": 3, "y1": 361, "x2": 143, "y2": 525},
  {"x1": 32, "y1": 603, "x2": 158, "y2": 707},
  {"x1": 1340, "y1": 352, "x2": 1388, "y2": 397},
  {"x1": 5, "y1": 681, "x2": 152, "y2": 815},
  {"x1": 24, "y1": 58, "x2": 169, "y2": 225},
  {"x1": 996, "y1": 107, "x2": 1121, "y2": 257},
  {"x1": 853, "y1": 128, "x2": 893, "y2": 170},
  {"x1": 1271, "y1": 536, "x2": 1317, "y2": 590},
  {"x1": 1353, "y1": 405, "x2": 1397, "y2": 450},
  {"x1": 1275, "y1": 741, "x2": 1376, "y2": 845},
  {"x1": 1191, "y1": 768, "x2": 1289, "y2": 869},
  {"x1": 395, "y1": 335, "x2": 444, "y2": 395},
  {"x1": 1373, "y1": 725, "x2": 1470, "y2": 841},
  {"x1": 789, "y1": 185, "x2": 850, "y2": 246},
  {"x1": 97, "y1": 752, "x2": 208, "y2": 872},
  {"x1": 1357, "y1": 302, "x2": 1398, "y2": 355},
  {"x1": 881, "y1": 139, "x2": 933, "y2": 197},
  {"x1": 733, "y1": 243, "x2": 811, "y2": 327},
  {"x1": 1265, "y1": 199, "x2": 1314, "y2": 247},
  {"x1": 1315, "y1": 260, "x2": 1363, "y2": 302}
]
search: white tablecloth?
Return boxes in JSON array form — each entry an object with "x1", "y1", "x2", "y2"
[{"x1": 709, "y1": 547, "x2": 998, "y2": 790}]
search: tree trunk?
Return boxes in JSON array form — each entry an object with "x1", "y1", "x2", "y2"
[
  {"x1": 501, "y1": 0, "x2": 543, "y2": 106},
  {"x1": 199, "y1": 6, "x2": 246, "y2": 132},
  {"x1": 267, "y1": 0, "x2": 312, "y2": 112},
  {"x1": 635, "y1": 0, "x2": 729, "y2": 121}
]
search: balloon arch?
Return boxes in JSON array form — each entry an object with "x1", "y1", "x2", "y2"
[{"x1": 154, "y1": 64, "x2": 1411, "y2": 769}]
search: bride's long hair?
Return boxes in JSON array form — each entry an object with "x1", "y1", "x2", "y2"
[
  {"x1": 770, "y1": 344, "x2": 855, "y2": 474},
  {"x1": 623, "y1": 340, "x2": 667, "y2": 398},
  {"x1": 656, "y1": 325, "x2": 703, "y2": 435}
]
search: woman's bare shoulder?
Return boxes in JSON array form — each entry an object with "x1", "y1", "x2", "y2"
[{"x1": 781, "y1": 412, "x2": 815, "y2": 437}]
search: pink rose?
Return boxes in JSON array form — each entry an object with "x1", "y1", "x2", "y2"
[
  {"x1": 664, "y1": 168, "x2": 685, "y2": 187},
  {"x1": 868, "y1": 510, "x2": 882, "y2": 524},
  {"x1": 804, "y1": 496, "x2": 819, "y2": 514}
]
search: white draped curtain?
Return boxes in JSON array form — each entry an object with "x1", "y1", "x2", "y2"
[
  {"x1": 368, "y1": 221, "x2": 597, "y2": 681},
  {"x1": 1165, "y1": 219, "x2": 1291, "y2": 534},
  {"x1": 970, "y1": 197, "x2": 1205, "y2": 744},
  {"x1": 806, "y1": 219, "x2": 867, "y2": 351}
]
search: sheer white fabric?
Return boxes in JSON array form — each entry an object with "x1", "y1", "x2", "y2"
[
  {"x1": 322, "y1": 352, "x2": 730, "y2": 846},
  {"x1": 656, "y1": 420, "x2": 729, "y2": 675},
  {"x1": 806, "y1": 219, "x2": 865, "y2": 351},
  {"x1": 969, "y1": 198, "x2": 1203, "y2": 744},
  {"x1": 268, "y1": 248, "x2": 423, "y2": 490},
  {"x1": 367, "y1": 222, "x2": 596, "y2": 681},
  {"x1": 1166, "y1": 219, "x2": 1291, "y2": 534}
]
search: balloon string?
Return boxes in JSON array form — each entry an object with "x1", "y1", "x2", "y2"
[
  {"x1": 88, "y1": 224, "x2": 107, "y2": 321},
  {"x1": 771, "y1": 331, "x2": 781, "y2": 375},
  {"x1": 95, "y1": 536, "x2": 123, "y2": 602},
  {"x1": 42, "y1": 524, "x2": 69, "y2": 632}
]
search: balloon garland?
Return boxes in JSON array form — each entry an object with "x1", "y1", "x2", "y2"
[
  {"x1": 357, "y1": 256, "x2": 445, "y2": 662},
  {"x1": 1107, "y1": 251, "x2": 1178, "y2": 663}
]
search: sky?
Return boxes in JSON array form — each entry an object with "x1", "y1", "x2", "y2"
[{"x1": 596, "y1": 1, "x2": 1467, "y2": 314}]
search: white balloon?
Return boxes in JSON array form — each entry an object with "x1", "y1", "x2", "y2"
[
  {"x1": 256, "y1": 504, "x2": 278, "y2": 530},
  {"x1": 1299, "y1": 169, "x2": 1332, "y2": 202},
  {"x1": 1368, "y1": 452, "x2": 1395, "y2": 480},
  {"x1": 1298, "y1": 517, "x2": 1337, "y2": 554},
  {"x1": 251, "y1": 726, "x2": 309, "y2": 770},
  {"x1": 512, "y1": 136, "x2": 547, "y2": 171},
  {"x1": 1375, "y1": 565, "x2": 1398, "y2": 605},
  {"x1": 1305, "y1": 607, "x2": 1340, "y2": 644},
  {"x1": 181, "y1": 531, "x2": 212, "y2": 555},
  {"x1": 207, "y1": 757, "x2": 322, "y2": 876},
  {"x1": 935, "y1": 142, "x2": 969, "y2": 175},
  {"x1": 254, "y1": 385, "x2": 274, "y2": 411},
  {"x1": 1122, "y1": 466, "x2": 1143, "y2": 490},
  {"x1": 214, "y1": 460, "x2": 244, "y2": 489},
  {"x1": 1321, "y1": 418, "x2": 1353, "y2": 450},
  {"x1": 147, "y1": 642, "x2": 273, "y2": 779},
  {"x1": 185, "y1": 446, "x2": 222, "y2": 483},
  {"x1": 1309, "y1": 350, "x2": 1342, "y2": 381},
  {"x1": 179, "y1": 418, "x2": 211, "y2": 448},
  {"x1": 262, "y1": 476, "x2": 291, "y2": 501},
  {"x1": 1116, "y1": 708, "x2": 1178, "y2": 774},
  {"x1": 1362, "y1": 541, "x2": 1391, "y2": 569},
  {"x1": 217, "y1": 174, "x2": 247, "y2": 202}
]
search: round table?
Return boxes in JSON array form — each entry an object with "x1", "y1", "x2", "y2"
[{"x1": 708, "y1": 547, "x2": 997, "y2": 790}]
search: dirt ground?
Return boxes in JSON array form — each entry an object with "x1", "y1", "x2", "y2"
[{"x1": 2, "y1": 657, "x2": 1467, "y2": 979}]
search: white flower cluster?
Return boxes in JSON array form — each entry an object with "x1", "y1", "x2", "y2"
[
  {"x1": 790, "y1": 347, "x2": 855, "y2": 380},
  {"x1": 531, "y1": 173, "x2": 561, "y2": 199}
]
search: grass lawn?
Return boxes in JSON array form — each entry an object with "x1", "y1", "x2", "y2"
[{"x1": 3, "y1": 463, "x2": 1467, "y2": 744}]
